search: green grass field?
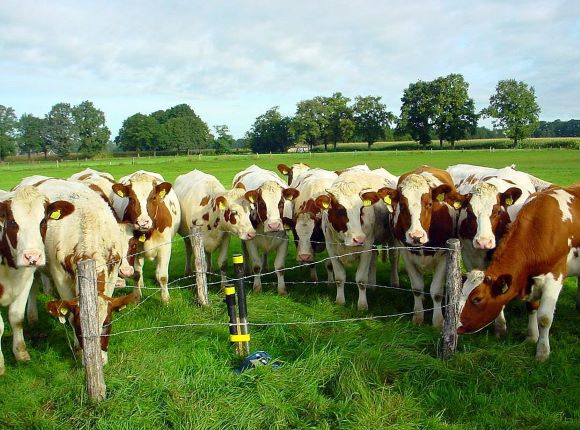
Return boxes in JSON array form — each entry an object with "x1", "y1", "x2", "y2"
[{"x1": 1, "y1": 150, "x2": 579, "y2": 429}]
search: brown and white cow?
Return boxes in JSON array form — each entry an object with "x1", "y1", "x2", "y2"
[
  {"x1": 0, "y1": 186, "x2": 73, "y2": 374},
  {"x1": 174, "y1": 170, "x2": 256, "y2": 288},
  {"x1": 316, "y1": 169, "x2": 399, "y2": 310},
  {"x1": 277, "y1": 163, "x2": 311, "y2": 187},
  {"x1": 233, "y1": 165, "x2": 299, "y2": 294},
  {"x1": 112, "y1": 170, "x2": 181, "y2": 303},
  {"x1": 287, "y1": 168, "x2": 338, "y2": 282},
  {"x1": 458, "y1": 184, "x2": 580, "y2": 361},
  {"x1": 70, "y1": 168, "x2": 117, "y2": 207},
  {"x1": 378, "y1": 166, "x2": 463, "y2": 328},
  {"x1": 22, "y1": 179, "x2": 135, "y2": 365}
]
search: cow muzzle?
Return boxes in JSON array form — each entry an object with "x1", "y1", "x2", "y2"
[
  {"x1": 135, "y1": 218, "x2": 153, "y2": 232},
  {"x1": 21, "y1": 249, "x2": 44, "y2": 267},
  {"x1": 265, "y1": 221, "x2": 282, "y2": 232},
  {"x1": 297, "y1": 253, "x2": 314, "y2": 262},
  {"x1": 474, "y1": 236, "x2": 496, "y2": 250}
]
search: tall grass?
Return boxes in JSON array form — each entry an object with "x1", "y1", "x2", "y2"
[{"x1": 0, "y1": 150, "x2": 578, "y2": 429}]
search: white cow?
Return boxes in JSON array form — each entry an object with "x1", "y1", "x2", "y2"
[
  {"x1": 232, "y1": 165, "x2": 299, "y2": 294},
  {"x1": 112, "y1": 170, "x2": 181, "y2": 304},
  {"x1": 0, "y1": 186, "x2": 73, "y2": 374},
  {"x1": 174, "y1": 170, "x2": 256, "y2": 288}
]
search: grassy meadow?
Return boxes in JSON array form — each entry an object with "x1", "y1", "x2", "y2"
[{"x1": 0, "y1": 149, "x2": 579, "y2": 429}]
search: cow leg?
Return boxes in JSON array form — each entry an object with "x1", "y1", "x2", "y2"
[
  {"x1": 534, "y1": 276, "x2": 563, "y2": 361},
  {"x1": 327, "y1": 247, "x2": 346, "y2": 305},
  {"x1": 309, "y1": 263, "x2": 318, "y2": 283},
  {"x1": 133, "y1": 255, "x2": 145, "y2": 301},
  {"x1": 389, "y1": 248, "x2": 400, "y2": 288},
  {"x1": 430, "y1": 259, "x2": 447, "y2": 329},
  {"x1": 217, "y1": 235, "x2": 230, "y2": 290},
  {"x1": 9, "y1": 277, "x2": 34, "y2": 363},
  {"x1": 0, "y1": 315, "x2": 5, "y2": 374},
  {"x1": 367, "y1": 250, "x2": 377, "y2": 290},
  {"x1": 206, "y1": 252, "x2": 213, "y2": 274},
  {"x1": 526, "y1": 303, "x2": 539, "y2": 343},
  {"x1": 404, "y1": 256, "x2": 425, "y2": 325},
  {"x1": 27, "y1": 282, "x2": 39, "y2": 326},
  {"x1": 274, "y1": 239, "x2": 289, "y2": 295},
  {"x1": 245, "y1": 241, "x2": 263, "y2": 293},
  {"x1": 355, "y1": 250, "x2": 373, "y2": 311},
  {"x1": 155, "y1": 243, "x2": 172, "y2": 304},
  {"x1": 184, "y1": 236, "x2": 194, "y2": 277},
  {"x1": 494, "y1": 308, "x2": 508, "y2": 338},
  {"x1": 325, "y1": 260, "x2": 335, "y2": 286}
]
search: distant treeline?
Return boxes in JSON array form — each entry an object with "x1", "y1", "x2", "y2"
[{"x1": 532, "y1": 119, "x2": 580, "y2": 138}]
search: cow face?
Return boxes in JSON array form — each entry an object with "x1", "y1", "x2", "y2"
[
  {"x1": 113, "y1": 179, "x2": 172, "y2": 232},
  {"x1": 458, "y1": 183, "x2": 522, "y2": 250},
  {"x1": 315, "y1": 187, "x2": 380, "y2": 246},
  {"x1": 117, "y1": 222, "x2": 138, "y2": 279},
  {"x1": 0, "y1": 187, "x2": 74, "y2": 268},
  {"x1": 457, "y1": 270, "x2": 514, "y2": 334},
  {"x1": 46, "y1": 292, "x2": 136, "y2": 362},
  {"x1": 244, "y1": 181, "x2": 299, "y2": 233},
  {"x1": 379, "y1": 174, "x2": 461, "y2": 245},
  {"x1": 212, "y1": 188, "x2": 256, "y2": 240}
]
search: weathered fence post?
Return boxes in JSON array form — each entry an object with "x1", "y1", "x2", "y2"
[
  {"x1": 441, "y1": 238, "x2": 462, "y2": 359},
  {"x1": 192, "y1": 226, "x2": 209, "y2": 306},
  {"x1": 233, "y1": 254, "x2": 250, "y2": 357},
  {"x1": 77, "y1": 259, "x2": 106, "y2": 402}
]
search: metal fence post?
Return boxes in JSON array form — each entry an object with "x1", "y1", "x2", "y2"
[
  {"x1": 233, "y1": 254, "x2": 250, "y2": 357},
  {"x1": 441, "y1": 238, "x2": 462, "y2": 359}
]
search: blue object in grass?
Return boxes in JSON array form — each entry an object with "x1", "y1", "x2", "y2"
[{"x1": 236, "y1": 351, "x2": 281, "y2": 373}]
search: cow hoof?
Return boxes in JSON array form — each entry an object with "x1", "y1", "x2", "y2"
[
  {"x1": 132, "y1": 290, "x2": 142, "y2": 301},
  {"x1": 535, "y1": 350, "x2": 550, "y2": 362},
  {"x1": 15, "y1": 350, "x2": 31, "y2": 362},
  {"x1": 494, "y1": 326, "x2": 508, "y2": 339},
  {"x1": 412, "y1": 315, "x2": 424, "y2": 326},
  {"x1": 278, "y1": 288, "x2": 288, "y2": 296},
  {"x1": 161, "y1": 295, "x2": 170, "y2": 304},
  {"x1": 0, "y1": 366, "x2": 4, "y2": 376},
  {"x1": 253, "y1": 285, "x2": 262, "y2": 293},
  {"x1": 357, "y1": 303, "x2": 368, "y2": 311}
]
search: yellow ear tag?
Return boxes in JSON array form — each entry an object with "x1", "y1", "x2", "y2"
[
  {"x1": 218, "y1": 201, "x2": 226, "y2": 210},
  {"x1": 50, "y1": 209, "x2": 61, "y2": 220},
  {"x1": 116, "y1": 190, "x2": 124, "y2": 197},
  {"x1": 383, "y1": 196, "x2": 392, "y2": 205},
  {"x1": 139, "y1": 235, "x2": 146, "y2": 243},
  {"x1": 436, "y1": 193, "x2": 445, "y2": 202},
  {"x1": 282, "y1": 170, "x2": 288, "y2": 175},
  {"x1": 248, "y1": 196, "x2": 255, "y2": 204},
  {"x1": 159, "y1": 190, "x2": 166, "y2": 199},
  {"x1": 59, "y1": 307, "x2": 68, "y2": 316},
  {"x1": 453, "y1": 201, "x2": 462, "y2": 209},
  {"x1": 505, "y1": 197, "x2": 513, "y2": 206},
  {"x1": 322, "y1": 201, "x2": 330, "y2": 209},
  {"x1": 363, "y1": 199, "x2": 372, "y2": 207},
  {"x1": 286, "y1": 195, "x2": 293, "y2": 201}
]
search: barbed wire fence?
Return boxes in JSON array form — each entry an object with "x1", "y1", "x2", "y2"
[{"x1": 69, "y1": 226, "x2": 463, "y2": 402}]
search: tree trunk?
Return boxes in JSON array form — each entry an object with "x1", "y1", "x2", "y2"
[
  {"x1": 367, "y1": 141, "x2": 372, "y2": 150},
  {"x1": 439, "y1": 138, "x2": 443, "y2": 147}
]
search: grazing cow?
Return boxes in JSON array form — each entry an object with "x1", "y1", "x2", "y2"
[
  {"x1": 0, "y1": 187, "x2": 73, "y2": 374},
  {"x1": 287, "y1": 168, "x2": 338, "y2": 282},
  {"x1": 458, "y1": 184, "x2": 580, "y2": 360},
  {"x1": 315, "y1": 169, "x2": 399, "y2": 310},
  {"x1": 277, "y1": 163, "x2": 311, "y2": 186},
  {"x1": 112, "y1": 171, "x2": 181, "y2": 303},
  {"x1": 233, "y1": 165, "x2": 299, "y2": 294},
  {"x1": 174, "y1": 170, "x2": 256, "y2": 288},
  {"x1": 378, "y1": 166, "x2": 463, "y2": 327},
  {"x1": 23, "y1": 179, "x2": 135, "y2": 365}
]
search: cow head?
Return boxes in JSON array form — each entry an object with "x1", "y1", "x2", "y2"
[
  {"x1": 244, "y1": 181, "x2": 299, "y2": 232},
  {"x1": 112, "y1": 175, "x2": 172, "y2": 233},
  {"x1": 315, "y1": 183, "x2": 380, "y2": 246},
  {"x1": 46, "y1": 292, "x2": 136, "y2": 364},
  {"x1": 458, "y1": 183, "x2": 523, "y2": 250},
  {"x1": 457, "y1": 270, "x2": 515, "y2": 334},
  {"x1": 203, "y1": 185, "x2": 256, "y2": 240},
  {"x1": 277, "y1": 163, "x2": 310, "y2": 185},
  {"x1": 293, "y1": 199, "x2": 324, "y2": 262},
  {"x1": 117, "y1": 222, "x2": 139, "y2": 279},
  {"x1": 0, "y1": 187, "x2": 74, "y2": 268},
  {"x1": 378, "y1": 174, "x2": 462, "y2": 245}
]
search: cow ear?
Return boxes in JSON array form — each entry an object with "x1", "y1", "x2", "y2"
[
  {"x1": 283, "y1": 188, "x2": 300, "y2": 201},
  {"x1": 112, "y1": 183, "x2": 130, "y2": 198},
  {"x1": 244, "y1": 190, "x2": 260, "y2": 204},
  {"x1": 500, "y1": 187, "x2": 523, "y2": 208},
  {"x1": 360, "y1": 191, "x2": 380, "y2": 207},
  {"x1": 47, "y1": 299, "x2": 78, "y2": 323},
  {"x1": 315, "y1": 195, "x2": 331, "y2": 210},
  {"x1": 235, "y1": 182, "x2": 246, "y2": 191},
  {"x1": 449, "y1": 191, "x2": 468, "y2": 209},
  {"x1": 108, "y1": 293, "x2": 137, "y2": 312},
  {"x1": 491, "y1": 274, "x2": 512, "y2": 296},
  {"x1": 156, "y1": 182, "x2": 172, "y2": 199},
  {"x1": 377, "y1": 187, "x2": 397, "y2": 212},
  {"x1": 46, "y1": 201, "x2": 75, "y2": 221},
  {"x1": 277, "y1": 164, "x2": 291, "y2": 176},
  {"x1": 215, "y1": 196, "x2": 228, "y2": 210},
  {"x1": 432, "y1": 184, "x2": 453, "y2": 203}
]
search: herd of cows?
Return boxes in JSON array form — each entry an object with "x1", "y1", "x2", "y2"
[{"x1": 0, "y1": 161, "x2": 578, "y2": 375}]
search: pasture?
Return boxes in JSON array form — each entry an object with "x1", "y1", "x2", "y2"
[{"x1": 1, "y1": 149, "x2": 579, "y2": 429}]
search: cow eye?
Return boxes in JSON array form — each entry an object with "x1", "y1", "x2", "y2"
[
  {"x1": 471, "y1": 297, "x2": 482, "y2": 305},
  {"x1": 427, "y1": 201, "x2": 433, "y2": 208}
]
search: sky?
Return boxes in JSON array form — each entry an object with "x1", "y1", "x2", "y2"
[{"x1": 1, "y1": 1, "x2": 579, "y2": 139}]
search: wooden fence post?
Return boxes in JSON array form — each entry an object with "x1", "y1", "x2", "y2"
[
  {"x1": 441, "y1": 238, "x2": 462, "y2": 359},
  {"x1": 192, "y1": 226, "x2": 209, "y2": 306},
  {"x1": 77, "y1": 259, "x2": 106, "y2": 402}
]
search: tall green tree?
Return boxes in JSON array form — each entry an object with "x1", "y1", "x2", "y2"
[
  {"x1": 115, "y1": 113, "x2": 163, "y2": 153},
  {"x1": 213, "y1": 125, "x2": 235, "y2": 154},
  {"x1": 73, "y1": 100, "x2": 111, "y2": 158},
  {"x1": 152, "y1": 104, "x2": 212, "y2": 152},
  {"x1": 290, "y1": 98, "x2": 327, "y2": 151},
  {"x1": 398, "y1": 81, "x2": 436, "y2": 146},
  {"x1": 43, "y1": 103, "x2": 78, "y2": 159},
  {"x1": 483, "y1": 79, "x2": 541, "y2": 148},
  {"x1": 246, "y1": 107, "x2": 293, "y2": 153},
  {"x1": 17, "y1": 113, "x2": 44, "y2": 159},
  {"x1": 322, "y1": 92, "x2": 353, "y2": 150},
  {"x1": 352, "y1": 95, "x2": 396, "y2": 150},
  {"x1": 0, "y1": 105, "x2": 18, "y2": 160},
  {"x1": 431, "y1": 74, "x2": 478, "y2": 147}
]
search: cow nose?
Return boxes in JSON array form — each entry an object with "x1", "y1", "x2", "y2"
[
  {"x1": 136, "y1": 220, "x2": 152, "y2": 231},
  {"x1": 119, "y1": 265, "x2": 135, "y2": 278},
  {"x1": 475, "y1": 237, "x2": 495, "y2": 249},
  {"x1": 409, "y1": 230, "x2": 425, "y2": 240},
  {"x1": 23, "y1": 251, "x2": 42, "y2": 265},
  {"x1": 267, "y1": 222, "x2": 281, "y2": 231},
  {"x1": 244, "y1": 232, "x2": 256, "y2": 240},
  {"x1": 298, "y1": 253, "x2": 313, "y2": 262},
  {"x1": 352, "y1": 235, "x2": 366, "y2": 245}
]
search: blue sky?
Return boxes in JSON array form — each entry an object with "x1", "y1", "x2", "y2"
[{"x1": 1, "y1": 0, "x2": 579, "y2": 139}]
